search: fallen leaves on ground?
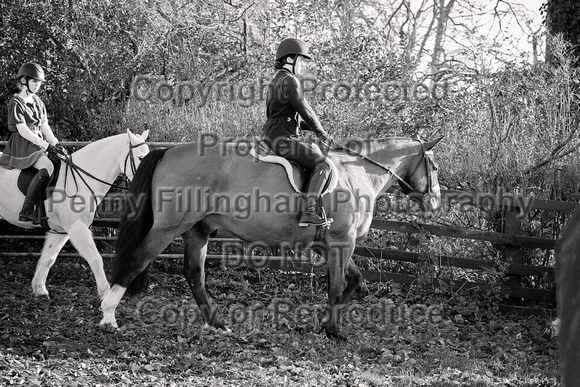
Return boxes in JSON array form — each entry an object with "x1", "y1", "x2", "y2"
[{"x1": 0, "y1": 257, "x2": 559, "y2": 386}]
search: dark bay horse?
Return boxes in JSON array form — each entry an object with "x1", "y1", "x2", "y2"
[
  {"x1": 555, "y1": 207, "x2": 580, "y2": 386},
  {"x1": 100, "y1": 136, "x2": 442, "y2": 339}
]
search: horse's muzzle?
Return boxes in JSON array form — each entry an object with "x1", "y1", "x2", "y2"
[{"x1": 421, "y1": 189, "x2": 441, "y2": 219}]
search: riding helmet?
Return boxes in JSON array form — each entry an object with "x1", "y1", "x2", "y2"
[
  {"x1": 275, "y1": 38, "x2": 312, "y2": 61},
  {"x1": 17, "y1": 62, "x2": 45, "y2": 81}
]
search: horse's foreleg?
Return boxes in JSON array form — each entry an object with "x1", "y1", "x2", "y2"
[
  {"x1": 182, "y1": 225, "x2": 228, "y2": 331},
  {"x1": 340, "y1": 259, "x2": 363, "y2": 304},
  {"x1": 67, "y1": 221, "x2": 110, "y2": 299},
  {"x1": 323, "y1": 237, "x2": 355, "y2": 340},
  {"x1": 31, "y1": 232, "x2": 70, "y2": 297}
]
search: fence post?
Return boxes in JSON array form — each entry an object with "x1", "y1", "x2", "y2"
[{"x1": 503, "y1": 206, "x2": 523, "y2": 289}]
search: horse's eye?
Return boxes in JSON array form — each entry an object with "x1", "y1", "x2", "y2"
[{"x1": 139, "y1": 157, "x2": 144, "y2": 161}]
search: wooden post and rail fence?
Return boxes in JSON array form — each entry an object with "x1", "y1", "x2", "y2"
[{"x1": 0, "y1": 141, "x2": 573, "y2": 315}]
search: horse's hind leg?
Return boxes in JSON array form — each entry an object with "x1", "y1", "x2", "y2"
[
  {"x1": 182, "y1": 224, "x2": 227, "y2": 331},
  {"x1": 100, "y1": 225, "x2": 180, "y2": 327},
  {"x1": 67, "y1": 221, "x2": 110, "y2": 299},
  {"x1": 31, "y1": 232, "x2": 70, "y2": 298},
  {"x1": 340, "y1": 259, "x2": 363, "y2": 304}
]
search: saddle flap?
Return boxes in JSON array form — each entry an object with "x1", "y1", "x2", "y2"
[
  {"x1": 17, "y1": 160, "x2": 61, "y2": 199},
  {"x1": 248, "y1": 143, "x2": 338, "y2": 195}
]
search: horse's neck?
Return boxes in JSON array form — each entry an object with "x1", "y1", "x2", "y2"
[
  {"x1": 356, "y1": 138, "x2": 419, "y2": 195},
  {"x1": 71, "y1": 135, "x2": 125, "y2": 183}
]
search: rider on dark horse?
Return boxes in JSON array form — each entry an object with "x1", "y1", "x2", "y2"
[
  {"x1": 262, "y1": 38, "x2": 333, "y2": 227},
  {"x1": 0, "y1": 63, "x2": 65, "y2": 223}
]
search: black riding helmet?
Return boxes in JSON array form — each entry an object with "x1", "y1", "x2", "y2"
[
  {"x1": 275, "y1": 38, "x2": 312, "y2": 74},
  {"x1": 17, "y1": 62, "x2": 45, "y2": 94},
  {"x1": 276, "y1": 38, "x2": 312, "y2": 61}
]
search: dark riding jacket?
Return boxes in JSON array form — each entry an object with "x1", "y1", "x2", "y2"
[{"x1": 262, "y1": 69, "x2": 328, "y2": 142}]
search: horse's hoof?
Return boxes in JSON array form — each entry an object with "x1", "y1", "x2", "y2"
[
  {"x1": 324, "y1": 328, "x2": 347, "y2": 341},
  {"x1": 202, "y1": 323, "x2": 231, "y2": 334},
  {"x1": 216, "y1": 322, "x2": 230, "y2": 332},
  {"x1": 32, "y1": 292, "x2": 50, "y2": 300},
  {"x1": 99, "y1": 318, "x2": 118, "y2": 329}
]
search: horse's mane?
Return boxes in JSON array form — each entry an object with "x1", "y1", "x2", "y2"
[
  {"x1": 334, "y1": 137, "x2": 419, "y2": 157},
  {"x1": 73, "y1": 133, "x2": 126, "y2": 155}
]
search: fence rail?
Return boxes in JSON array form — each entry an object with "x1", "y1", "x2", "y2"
[{"x1": 0, "y1": 190, "x2": 565, "y2": 312}]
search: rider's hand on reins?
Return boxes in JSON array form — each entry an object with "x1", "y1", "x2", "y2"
[
  {"x1": 47, "y1": 144, "x2": 70, "y2": 161},
  {"x1": 46, "y1": 144, "x2": 60, "y2": 157},
  {"x1": 320, "y1": 134, "x2": 338, "y2": 149},
  {"x1": 56, "y1": 144, "x2": 68, "y2": 156}
]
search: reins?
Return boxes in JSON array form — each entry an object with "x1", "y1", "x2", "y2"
[
  {"x1": 331, "y1": 139, "x2": 434, "y2": 202},
  {"x1": 58, "y1": 141, "x2": 147, "y2": 211}
]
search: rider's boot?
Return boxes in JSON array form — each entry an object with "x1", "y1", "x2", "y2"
[
  {"x1": 298, "y1": 163, "x2": 331, "y2": 227},
  {"x1": 19, "y1": 168, "x2": 50, "y2": 223}
]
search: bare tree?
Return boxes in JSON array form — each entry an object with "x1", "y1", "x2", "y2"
[{"x1": 350, "y1": 0, "x2": 543, "y2": 77}]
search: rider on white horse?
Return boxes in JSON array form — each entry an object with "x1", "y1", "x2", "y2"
[
  {"x1": 0, "y1": 62, "x2": 66, "y2": 223},
  {"x1": 261, "y1": 38, "x2": 333, "y2": 227}
]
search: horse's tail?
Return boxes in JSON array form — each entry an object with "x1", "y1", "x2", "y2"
[{"x1": 111, "y1": 148, "x2": 169, "y2": 295}]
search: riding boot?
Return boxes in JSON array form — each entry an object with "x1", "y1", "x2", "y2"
[
  {"x1": 19, "y1": 168, "x2": 50, "y2": 223},
  {"x1": 298, "y1": 163, "x2": 331, "y2": 227}
]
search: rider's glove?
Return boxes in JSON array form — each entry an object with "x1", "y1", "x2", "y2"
[
  {"x1": 55, "y1": 144, "x2": 68, "y2": 156},
  {"x1": 46, "y1": 144, "x2": 59, "y2": 157},
  {"x1": 320, "y1": 133, "x2": 336, "y2": 148}
]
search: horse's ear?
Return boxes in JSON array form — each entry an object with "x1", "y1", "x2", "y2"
[
  {"x1": 141, "y1": 130, "x2": 149, "y2": 141},
  {"x1": 426, "y1": 136, "x2": 443, "y2": 150}
]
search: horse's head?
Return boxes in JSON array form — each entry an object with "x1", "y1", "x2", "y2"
[
  {"x1": 398, "y1": 136, "x2": 442, "y2": 218},
  {"x1": 122, "y1": 129, "x2": 150, "y2": 180}
]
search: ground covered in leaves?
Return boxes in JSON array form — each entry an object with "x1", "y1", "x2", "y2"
[{"x1": 0, "y1": 256, "x2": 560, "y2": 386}]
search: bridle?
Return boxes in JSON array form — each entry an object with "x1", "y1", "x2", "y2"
[
  {"x1": 59, "y1": 141, "x2": 148, "y2": 210},
  {"x1": 334, "y1": 139, "x2": 438, "y2": 204},
  {"x1": 402, "y1": 138, "x2": 438, "y2": 205},
  {"x1": 123, "y1": 141, "x2": 147, "y2": 177}
]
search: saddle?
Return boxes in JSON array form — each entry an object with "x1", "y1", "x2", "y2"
[
  {"x1": 247, "y1": 140, "x2": 337, "y2": 232},
  {"x1": 16, "y1": 159, "x2": 61, "y2": 229},
  {"x1": 248, "y1": 140, "x2": 338, "y2": 195}
]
